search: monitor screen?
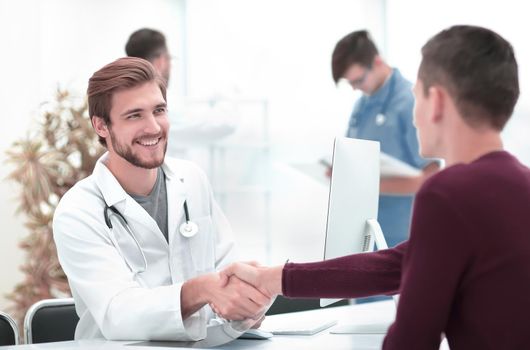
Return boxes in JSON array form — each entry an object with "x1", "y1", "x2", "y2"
[{"x1": 321, "y1": 137, "x2": 380, "y2": 307}]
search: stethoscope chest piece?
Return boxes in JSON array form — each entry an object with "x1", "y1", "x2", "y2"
[
  {"x1": 179, "y1": 221, "x2": 198, "y2": 237},
  {"x1": 375, "y1": 113, "x2": 386, "y2": 126},
  {"x1": 179, "y1": 200, "x2": 198, "y2": 237}
]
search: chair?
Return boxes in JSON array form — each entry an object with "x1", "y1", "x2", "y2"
[
  {"x1": 266, "y1": 295, "x2": 349, "y2": 315},
  {"x1": 0, "y1": 311, "x2": 19, "y2": 345},
  {"x1": 24, "y1": 298, "x2": 79, "y2": 344}
]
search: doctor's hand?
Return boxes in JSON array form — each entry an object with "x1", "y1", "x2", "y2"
[
  {"x1": 206, "y1": 273, "x2": 271, "y2": 321},
  {"x1": 181, "y1": 272, "x2": 271, "y2": 321},
  {"x1": 219, "y1": 262, "x2": 284, "y2": 298}
]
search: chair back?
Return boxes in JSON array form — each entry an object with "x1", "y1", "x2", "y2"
[
  {"x1": 24, "y1": 298, "x2": 79, "y2": 344},
  {"x1": 0, "y1": 311, "x2": 19, "y2": 345}
]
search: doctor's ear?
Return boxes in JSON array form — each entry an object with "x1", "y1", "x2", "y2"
[
  {"x1": 91, "y1": 116, "x2": 110, "y2": 139},
  {"x1": 371, "y1": 55, "x2": 384, "y2": 68}
]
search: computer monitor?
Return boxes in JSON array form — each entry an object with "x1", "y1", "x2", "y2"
[{"x1": 321, "y1": 137, "x2": 385, "y2": 307}]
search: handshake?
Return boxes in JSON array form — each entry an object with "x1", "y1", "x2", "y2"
[{"x1": 206, "y1": 262, "x2": 284, "y2": 327}]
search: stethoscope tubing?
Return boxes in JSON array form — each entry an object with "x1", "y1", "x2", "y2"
[
  {"x1": 105, "y1": 205, "x2": 147, "y2": 274},
  {"x1": 103, "y1": 200, "x2": 198, "y2": 273}
]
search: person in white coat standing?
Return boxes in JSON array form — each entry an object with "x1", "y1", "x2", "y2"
[{"x1": 53, "y1": 57, "x2": 270, "y2": 341}]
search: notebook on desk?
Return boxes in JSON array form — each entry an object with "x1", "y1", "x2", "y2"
[{"x1": 260, "y1": 317, "x2": 337, "y2": 335}]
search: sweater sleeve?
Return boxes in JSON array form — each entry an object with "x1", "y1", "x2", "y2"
[
  {"x1": 383, "y1": 188, "x2": 473, "y2": 349},
  {"x1": 282, "y1": 242, "x2": 406, "y2": 298}
]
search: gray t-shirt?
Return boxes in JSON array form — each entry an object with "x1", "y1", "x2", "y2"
[{"x1": 129, "y1": 168, "x2": 169, "y2": 242}]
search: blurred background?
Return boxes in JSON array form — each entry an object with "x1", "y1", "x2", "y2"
[{"x1": 0, "y1": 0, "x2": 529, "y2": 311}]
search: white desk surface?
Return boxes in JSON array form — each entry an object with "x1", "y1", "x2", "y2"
[{"x1": 3, "y1": 301, "x2": 397, "y2": 350}]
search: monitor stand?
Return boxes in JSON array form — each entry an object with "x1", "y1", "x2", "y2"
[
  {"x1": 365, "y1": 218, "x2": 399, "y2": 304},
  {"x1": 330, "y1": 219, "x2": 398, "y2": 334},
  {"x1": 365, "y1": 218, "x2": 388, "y2": 250}
]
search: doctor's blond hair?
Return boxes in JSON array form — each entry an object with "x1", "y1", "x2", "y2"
[{"x1": 87, "y1": 57, "x2": 167, "y2": 146}]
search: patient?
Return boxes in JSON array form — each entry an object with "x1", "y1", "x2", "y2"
[{"x1": 216, "y1": 25, "x2": 530, "y2": 349}]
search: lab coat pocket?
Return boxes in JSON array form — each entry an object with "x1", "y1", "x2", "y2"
[{"x1": 188, "y1": 215, "x2": 215, "y2": 274}]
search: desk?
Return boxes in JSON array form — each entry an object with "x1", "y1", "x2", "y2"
[{"x1": 2, "y1": 301, "x2": 396, "y2": 350}]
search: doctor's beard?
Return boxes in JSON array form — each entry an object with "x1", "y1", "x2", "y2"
[{"x1": 108, "y1": 128, "x2": 168, "y2": 169}]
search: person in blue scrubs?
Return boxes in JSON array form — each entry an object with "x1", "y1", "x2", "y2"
[{"x1": 332, "y1": 30, "x2": 440, "y2": 249}]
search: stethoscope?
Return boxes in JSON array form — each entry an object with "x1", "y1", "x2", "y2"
[
  {"x1": 179, "y1": 200, "x2": 199, "y2": 238},
  {"x1": 103, "y1": 200, "x2": 199, "y2": 273},
  {"x1": 373, "y1": 72, "x2": 396, "y2": 126}
]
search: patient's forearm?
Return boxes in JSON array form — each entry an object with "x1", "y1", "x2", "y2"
[{"x1": 282, "y1": 242, "x2": 406, "y2": 298}]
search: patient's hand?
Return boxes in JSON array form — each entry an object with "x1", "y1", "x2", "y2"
[{"x1": 220, "y1": 262, "x2": 284, "y2": 298}]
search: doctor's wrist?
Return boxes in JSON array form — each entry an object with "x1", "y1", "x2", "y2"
[{"x1": 181, "y1": 273, "x2": 217, "y2": 319}]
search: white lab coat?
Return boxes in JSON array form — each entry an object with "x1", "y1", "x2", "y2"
[{"x1": 53, "y1": 153, "x2": 236, "y2": 341}]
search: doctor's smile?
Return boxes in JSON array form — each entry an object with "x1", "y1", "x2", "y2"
[{"x1": 136, "y1": 136, "x2": 163, "y2": 147}]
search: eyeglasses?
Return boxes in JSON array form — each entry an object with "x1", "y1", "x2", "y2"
[{"x1": 347, "y1": 68, "x2": 371, "y2": 87}]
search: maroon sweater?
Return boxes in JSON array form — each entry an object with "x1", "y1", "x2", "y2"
[{"x1": 283, "y1": 151, "x2": 530, "y2": 349}]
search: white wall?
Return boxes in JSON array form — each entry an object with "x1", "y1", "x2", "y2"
[
  {"x1": 0, "y1": 0, "x2": 40, "y2": 312},
  {"x1": 186, "y1": 0, "x2": 385, "y2": 156},
  {"x1": 0, "y1": 0, "x2": 183, "y2": 310}
]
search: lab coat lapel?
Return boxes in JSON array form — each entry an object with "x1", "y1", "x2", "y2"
[{"x1": 163, "y1": 161, "x2": 186, "y2": 242}]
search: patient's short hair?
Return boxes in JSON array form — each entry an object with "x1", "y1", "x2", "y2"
[{"x1": 419, "y1": 25, "x2": 519, "y2": 130}]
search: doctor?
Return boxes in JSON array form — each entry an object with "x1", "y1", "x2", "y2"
[{"x1": 53, "y1": 57, "x2": 270, "y2": 341}]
